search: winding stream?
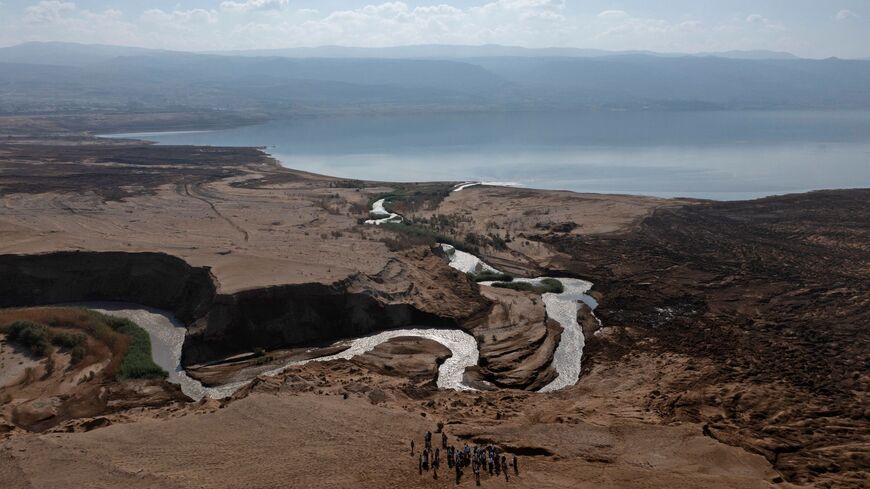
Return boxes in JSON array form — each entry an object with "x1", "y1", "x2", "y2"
[
  {"x1": 74, "y1": 303, "x2": 477, "y2": 400},
  {"x1": 364, "y1": 198, "x2": 402, "y2": 225},
  {"x1": 378, "y1": 185, "x2": 602, "y2": 392},
  {"x1": 65, "y1": 184, "x2": 596, "y2": 400},
  {"x1": 487, "y1": 278, "x2": 596, "y2": 392}
]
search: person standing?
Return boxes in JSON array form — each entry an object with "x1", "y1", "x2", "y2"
[{"x1": 513, "y1": 454, "x2": 519, "y2": 476}]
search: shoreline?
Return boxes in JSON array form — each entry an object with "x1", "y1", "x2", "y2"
[{"x1": 96, "y1": 125, "x2": 867, "y2": 202}]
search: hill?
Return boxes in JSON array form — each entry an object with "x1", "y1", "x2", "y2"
[{"x1": 0, "y1": 42, "x2": 868, "y2": 116}]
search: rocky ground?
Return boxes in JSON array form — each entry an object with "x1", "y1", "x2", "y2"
[
  {"x1": 0, "y1": 358, "x2": 785, "y2": 489},
  {"x1": 0, "y1": 124, "x2": 866, "y2": 488},
  {"x1": 461, "y1": 189, "x2": 870, "y2": 488}
]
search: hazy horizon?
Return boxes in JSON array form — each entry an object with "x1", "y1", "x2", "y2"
[{"x1": 0, "y1": 1, "x2": 868, "y2": 59}]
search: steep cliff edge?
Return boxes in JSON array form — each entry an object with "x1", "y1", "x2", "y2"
[
  {"x1": 0, "y1": 250, "x2": 492, "y2": 370},
  {"x1": 0, "y1": 251, "x2": 215, "y2": 324}
]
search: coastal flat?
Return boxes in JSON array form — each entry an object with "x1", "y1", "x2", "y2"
[{"x1": 0, "y1": 138, "x2": 669, "y2": 292}]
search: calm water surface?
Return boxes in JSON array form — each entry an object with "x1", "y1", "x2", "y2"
[{"x1": 109, "y1": 110, "x2": 870, "y2": 200}]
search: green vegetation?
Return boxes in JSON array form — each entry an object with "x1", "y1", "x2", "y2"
[
  {"x1": 371, "y1": 183, "x2": 454, "y2": 215},
  {"x1": 4, "y1": 320, "x2": 51, "y2": 356},
  {"x1": 51, "y1": 331, "x2": 87, "y2": 349},
  {"x1": 487, "y1": 233, "x2": 508, "y2": 251},
  {"x1": 0, "y1": 309, "x2": 166, "y2": 376},
  {"x1": 51, "y1": 331, "x2": 88, "y2": 365},
  {"x1": 492, "y1": 282, "x2": 534, "y2": 292},
  {"x1": 368, "y1": 183, "x2": 514, "y2": 258},
  {"x1": 539, "y1": 278, "x2": 565, "y2": 294},
  {"x1": 381, "y1": 222, "x2": 477, "y2": 253},
  {"x1": 369, "y1": 184, "x2": 511, "y2": 254},
  {"x1": 102, "y1": 315, "x2": 167, "y2": 380},
  {"x1": 329, "y1": 179, "x2": 366, "y2": 189},
  {"x1": 469, "y1": 270, "x2": 513, "y2": 283},
  {"x1": 492, "y1": 278, "x2": 564, "y2": 294},
  {"x1": 70, "y1": 345, "x2": 86, "y2": 365}
]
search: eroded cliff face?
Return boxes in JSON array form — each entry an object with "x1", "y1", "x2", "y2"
[
  {"x1": 182, "y1": 246, "x2": 491, "y2": 365},
  {"x1": 183, "y1": 281, "x2": 458, "y2": 365},
  {"x1": 465, "y1": 287, "x2": 561, "y2": 390},
  {"x1": 0, "y1": 250, "x2": 489, "y2": 368},
  {"x1": 0, "y1": 251, "x2": 215, "y2": 323}
]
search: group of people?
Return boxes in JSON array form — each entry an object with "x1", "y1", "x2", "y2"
[{"x1": 413, "y1": 429, "x2": 519, "y2": 485}]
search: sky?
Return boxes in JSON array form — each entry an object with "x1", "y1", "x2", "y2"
[{"x1": 0, "y1": 1, "x2": 867, "y2": 58}]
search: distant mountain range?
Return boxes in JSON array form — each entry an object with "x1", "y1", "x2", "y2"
[
  {"x1": 208, "y1": 44, "x2": 801, "y2": 61},
  {"x1": 1, "y1": 42, "x2": 868, "y2": 116}
]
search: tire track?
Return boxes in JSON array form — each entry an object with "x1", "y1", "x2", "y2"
[{"x1": 183, "y1": 183, "x2": 249, "y2": 242}]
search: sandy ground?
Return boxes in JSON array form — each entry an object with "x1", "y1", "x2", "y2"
[
  {"x1": 0, "y1": 177, "x2": 386, "y2": 293},
  {"x1": 0, "y1": 140, "x2": 396, "y2": 293},
  {"x1": 433, "y1": 185, "x2": 678, "y2": 236},
  {"x1": 414, "y1": 185, "x2": 682, "y2": 273},
  {"x1": 0, "y1": 392, "x2": 784, "y2": 489},
  {"x1": 0, "y1": 338, "x2": 40, "y2": 389}
]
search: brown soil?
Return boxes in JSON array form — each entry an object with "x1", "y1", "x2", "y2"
[
  {"x1": 531, "y1": 190, "x2": 870, "y2": 488},
  {"x1": 0, "y1": 370, "x2": 787, "y2": 489},
  {"x1": 352, "y1": 336, "x2": 451, "y2": 384},
  {"x1": 414, "y1": 185, "x2": 683, "y2": 275},
  {"x1": 185, "y1": 344, "x2": 350, "y2": 387},
  {"x1": 0, "y1": 127, "x2": 865, "y2": 488}
]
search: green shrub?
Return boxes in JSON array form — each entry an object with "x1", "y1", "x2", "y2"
[
  {"x1": 465, "y1": 233, "x2": 481, "y2": 246},
  {"x1": 254, "y1": 355, "x2": 274, "y2": 365},
  {"x1": 492, "y1": 278, "x2": 564, "y2": 294},
  {"x1": 102, "y1": 315, "x2": 167, "y2": 380},
  {"x1": 52, "y1": 331, "x2": 87, "y2": 349},
  {"x1": 70, "y1": 345, "x2": 86, "y2": 365},
  {"x1": 44, "y1": 353, "x2": 55, "y2": 376},
  {"x1": 381, "y1": 222, "x2": 478, "y2": 254},
  {"x1": 470, "y1": 270, "x2": 513, "y2": 283},
  {"x1": 371, "y1": 183, "x2": 453, "y2": 214},
  {"x1": 492, "y1": 281, "x2": 535, "y2": 292},
  {"x1": 539, "y1": 278, "x2": 565, "y2": 294},
  {"x1": 488, "y1": 233, "x2": 508, "y2": 251},
  {"x1": 4, "y1": 321, "x2": 51, "y2": 357}
]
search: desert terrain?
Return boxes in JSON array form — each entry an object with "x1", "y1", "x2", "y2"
[{"x1": 0, "y1": 117, "x2": 866, "y2": 488}]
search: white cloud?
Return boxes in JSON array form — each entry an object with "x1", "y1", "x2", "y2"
[
  {"x1": 746, "y1": 13, "x2": 766, "y2": 24},
  {"x1": 271, "y1": 1, "x2": 567, "y2": 47},
  {"x1": 835, "y1": 9, "x2": 858, "y2": 21},
  {"x1": 24, "y1": 1, "x2": 76, "y2": 24},
  {"x1": 1, "y1": 2, "x2": 864, "y2": 57},
  {"x1": 220, "y1": 0, "x2": 290, "y2": 14},
  {"x1": 141, "y1": 8, "x2": 217, "y2": 26},
  {"x1": 593, "y1": 10, "x2": 699, "y2": 45},
  {"x1": 597, "y1": 10, "x2": 628, "y2": 21},
  {"x1": 745, "y1": 13, "x2": 785, "y2": 32}
]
